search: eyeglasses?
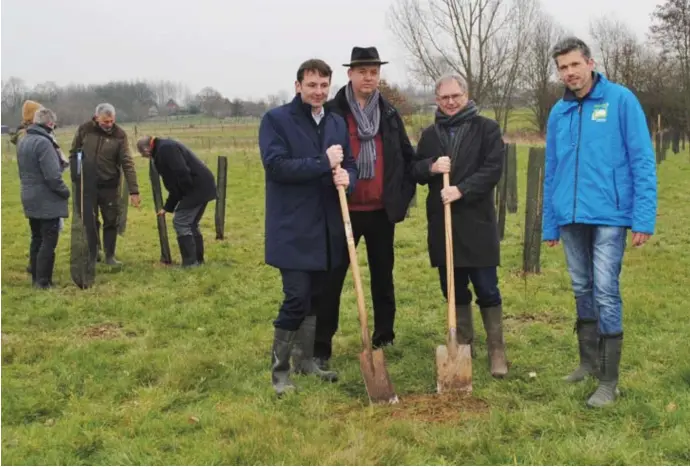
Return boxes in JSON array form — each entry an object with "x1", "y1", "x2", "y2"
[{"x1": 437, "y1": 93, "x2": 466, "y2": 102}]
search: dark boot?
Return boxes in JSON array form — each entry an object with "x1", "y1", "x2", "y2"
[
  {"x1": 314, "y1": 357, "x2": 330, "y2": 371},
  {"x1": 29, "y1": 254, "x2": 37, "y2": 284},
  {"x1": 456, "y1": 303, "x2": 476, "y2": 358},
  {"x1": 177, "y1": 235, "x2": 199, "y2": 268},
  {"x1": 587, "y1": 334, "x2": 623, "y2": 408},
  {"x1": 480, "y1": 304, "x2": 508, "y2": 377},
  {"x1": 272, "y1": 328, "x2": 297, "y2": 396},
  {"x1": 193, "y1": 232, "x2": 204, "y2": 264},
  {"x1": 103, "y1": 228, "x2": 122, "y2": 266},
  {"x1": 564, "y1": 319, "x2": 600, "y2": 382},
  {"x1": 292, "y1": 316, "x2": 338, "y2": 382},
  {"x1": 34, "y1": 246, "x2": 55, "y2": 289}
]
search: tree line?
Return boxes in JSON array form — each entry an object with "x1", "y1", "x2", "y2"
[
  {"x1": 0, "y1": 75, "x2": 426, "y2": 129},
  {"x1": 3, "y1": 0, "x2": 687, "y2": 137},
  {"x1": 387, "y1": 0, "x2": 689, "y2": 137}
]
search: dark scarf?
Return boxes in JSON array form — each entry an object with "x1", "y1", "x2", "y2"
[{"x1": 434, "y1": 100, "x2": 479, "y2": 161}]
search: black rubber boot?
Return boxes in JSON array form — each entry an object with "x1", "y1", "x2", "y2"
[
  {"x1": 292, "y1": 316, "x2": 338, "y2": 382},
  {"x1": 272, "y1": 328, "x2": 297, "y2": 396},
  {"x1": 456, "y1": 303, "x2": 476, "y2": 358},
  {"x1": 587, "y1": 334, "x2": 623, "y2": 408},
  {"x1": 314, "y1": 357, "x2": 330, "y2": 371},
  {"x1": 177, "y1": 235, "x2": 199, "y2": 268},
  {"x1": 564, "y1": 319, "x2": 600, "y2": 382},
  {"x1": 193, "y1": 232, "x2": 204, "y2": 264},
  {"x1": 103, "y1": 228, "x2": 122, "y2": 266},
  {"x1": 480, "y1": 304, "x2": 508, "y2": 377},
  {"x1": 34, "y1": 247, "x2": 55, "y2": 289}
]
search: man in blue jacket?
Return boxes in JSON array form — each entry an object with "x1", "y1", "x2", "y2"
[
  {"x1": 543, "y1": 37, "x2": 657, "y2": 408},
  {"x1": 258, "y1": 58, "x2": 358, "y2": 396}
]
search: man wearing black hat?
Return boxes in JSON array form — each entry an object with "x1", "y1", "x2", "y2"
[{"x1": 313, "y1": 46, "x2": 417, "y2": 369}]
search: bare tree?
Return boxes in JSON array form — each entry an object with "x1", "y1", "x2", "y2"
[
  {"x1": 388, "y1": 0, "x2": 511, "y2": 104},
  {"x1": 485, "y1": 0, "x2": 539, "y2": 131},
  {"x1": 650, "y1": 0, "x2": 690, "y2": 135},
  {"x1": 523, "y1": 10, "x2": 565, "y2": 135},
  {"x1": 149, "y1": 79, "x2": 190, "y2": 109},
  {"x1": 386, "y1": 0, "x2": 445, "y2": 87},
  {"x1": 388, "y1": 0, "x2": 538, "y2": 131},
  {"x1": 589, "y1": 16, "x2": 643, "y2": 88},
  {"x1": 1, "y1": 77, "x2": 28, "y2": 120}
]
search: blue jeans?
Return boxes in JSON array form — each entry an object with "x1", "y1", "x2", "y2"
[{"x1": 560, "y1": 224, "x2": 627, "y2": 335}]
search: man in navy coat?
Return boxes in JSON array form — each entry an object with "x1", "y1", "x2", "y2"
[{"x1": 258, "y1": 58, "x2": 358, "y2": 396}]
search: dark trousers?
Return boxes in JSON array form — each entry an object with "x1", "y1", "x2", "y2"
[
  {"x1": 93, "y1": 186, "x2": 120, "y2": 258},
  {"x1": 314, "y1": 209, "x2": 396, "y2": 360},
  {"x1": 29, "y1": 218, "x2": 60, "y2": 286},
  {"x1": 438, "y1": 266, "x2": 502, "y2": 308},
  {"x1": 274, "y1": 269, "x2": 328, "y2": 331},
  {"x1": 173, "y1": 202, "x2": 207, "y2": 237}
]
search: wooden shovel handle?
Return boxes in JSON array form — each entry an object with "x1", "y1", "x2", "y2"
[
  {"x1": 443, "y1": 172, "x2": 456, "y2": 331},
  {"x1": 336, "y1": 167, "x2": 371, "y2": 351}
]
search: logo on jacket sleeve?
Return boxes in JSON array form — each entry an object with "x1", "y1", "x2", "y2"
[{"x1": 591, "y1": 103, "x2": 609, "y2": 122}]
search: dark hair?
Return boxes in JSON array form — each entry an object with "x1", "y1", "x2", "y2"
[
  {"x1": 551, "y1": 36, "x2": 592, "y2": 62},
  {"x1": 296, "y1": 59, "x2": 333, "y2": 83}
]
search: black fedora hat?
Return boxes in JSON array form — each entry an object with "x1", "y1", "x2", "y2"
[{"x1": 342, "y1": 46, "x2": 389, "y2": 67}]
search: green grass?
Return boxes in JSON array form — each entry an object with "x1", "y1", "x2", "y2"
[{"x1": 2, "y1": 120, "x2": 690, "y2": 465}]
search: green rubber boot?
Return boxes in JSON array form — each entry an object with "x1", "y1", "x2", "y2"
[{"x1": 587, "y1": 334, "x2": 623, "y2": 408}]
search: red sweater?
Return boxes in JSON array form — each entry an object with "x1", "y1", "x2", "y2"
[{"x1": 346, "y1": 112, "x2": 384, "y2": 211}]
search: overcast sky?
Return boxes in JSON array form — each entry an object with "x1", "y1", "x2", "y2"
[{"x1": 1, "y1": 0, "x2": 659, "y2": 101}]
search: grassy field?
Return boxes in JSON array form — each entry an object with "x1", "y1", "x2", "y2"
[{"x1": 2, "y1": 118, "x2": 690, "y2": 465}]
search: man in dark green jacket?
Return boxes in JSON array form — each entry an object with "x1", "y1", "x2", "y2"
[{"x1": 70, "y1": 103, "x2": 140, "y2": 266}]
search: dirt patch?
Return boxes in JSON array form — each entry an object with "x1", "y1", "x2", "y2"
[
  {"x1": 82, "y1": 323, "x2": 123, "y2": 339},
  {"x1": 382, "y1": 392, "x2": 489, "y2": 423}
]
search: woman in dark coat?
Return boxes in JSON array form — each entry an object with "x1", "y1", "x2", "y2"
[
  {"x1": 17, "y1": 108, "x2": 71, "y2": 289},
  {"x1": 411, "y1": 74, "x2": 508, "y2": 377}
]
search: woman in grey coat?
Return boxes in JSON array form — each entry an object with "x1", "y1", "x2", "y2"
[{"x1": 17, "y1": 108, "x2": 70, "y2": 289}]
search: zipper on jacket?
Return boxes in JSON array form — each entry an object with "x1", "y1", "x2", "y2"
[{"x1": 572, "y1": 103, "x2": 583, "y2": 223}]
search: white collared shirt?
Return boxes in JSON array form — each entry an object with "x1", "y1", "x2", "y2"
[{"x1": 312, "y1": 106, "x2": 325, "y2": 125}]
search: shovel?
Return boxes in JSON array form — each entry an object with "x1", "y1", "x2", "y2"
[
  {"x1": 335, "y1": 171, "x2": 399, "y2": 405},
  {"x1": 436, "y1": 172, "x2": 473, "y2": 393}
]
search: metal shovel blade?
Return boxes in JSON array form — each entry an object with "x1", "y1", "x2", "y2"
[
  {"x1": 436, "y1": 339, "x2": 473, "y2": 394},
  {"x1": 359, "y1": 348, "x2": 399, "y2": 404}
]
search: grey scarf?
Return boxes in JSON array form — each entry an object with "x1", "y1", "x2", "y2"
[
  {"x1": 434, "y1": 100, "x2": 479, "y2": 162},
  {"x1": 345, "y1": 82, "x2": 381, "y2": 179}
]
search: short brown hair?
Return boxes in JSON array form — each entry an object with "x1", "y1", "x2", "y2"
[{"x1": 296, "y1": 59, "x2": 332, "y2": 83}]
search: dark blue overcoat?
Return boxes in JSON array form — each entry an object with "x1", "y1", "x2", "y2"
[{"x1": 258, "y1": 94, "x2": 358, "y2": 271}]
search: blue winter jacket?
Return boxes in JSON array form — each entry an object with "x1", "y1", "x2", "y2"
[{"x1": 542, "y1": 73, "x2": 657, "y2": 241}]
